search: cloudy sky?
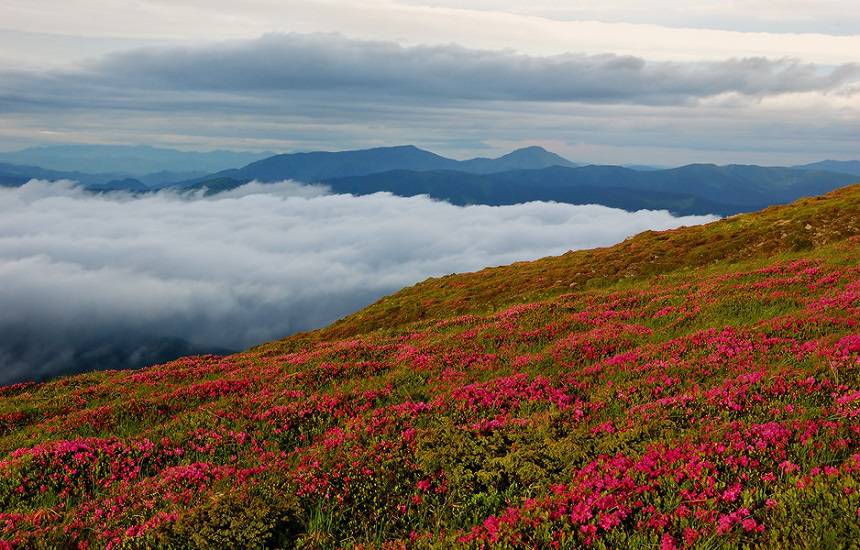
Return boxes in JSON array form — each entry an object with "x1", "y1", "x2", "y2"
[
  {"x1": 1, "y1": 1, "x2": 859, "y2": 164},
  {"x1": 0, "y1": 180, "x2": 715, "y2": 383}
]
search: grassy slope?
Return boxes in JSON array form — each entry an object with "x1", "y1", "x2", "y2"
[{"x1": 0, "y1": 185, "x2": 858, "y2": 548}]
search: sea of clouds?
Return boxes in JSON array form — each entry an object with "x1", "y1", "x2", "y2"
[{"x1": 0, "y1": 180, "x2": 718, "y2": 383}]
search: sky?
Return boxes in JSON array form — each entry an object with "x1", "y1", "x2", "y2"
[
  {"x1": 0, "y1": 1, "x2": 859, "y2": 164},
  {"x1": 0, "y1": 180, "x2": 715, "y2": 383}
]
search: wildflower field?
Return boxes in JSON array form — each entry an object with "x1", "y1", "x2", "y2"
[{"x1": 1, "y1": 185, "x2": 859, "y2": 548}]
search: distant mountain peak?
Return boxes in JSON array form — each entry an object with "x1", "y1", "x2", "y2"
[
  {"x1": 508, "y1": 145, "x2": 553, "y2": 154},
  {"x1": 355, "y1": 144, "x2": 421, "y2": 152},
  {"x1": 500, "y1": 145, "x2": 573, "y2": 163},
  {"x1": 453, "y1": 145, "x2": 577, "y2": 173}
]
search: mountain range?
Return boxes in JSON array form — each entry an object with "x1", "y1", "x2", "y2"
[
  {"x1": 315, "y1": 163, "x2": 854, "y2": 216},
  {"x1": 2, "y1": 185, "x2": 858, "y2": 547},
  {"x1": 0, "y1": 161, "x2": 118, "y2": 187},
  {"x1": 794, "y1": 159, "x2": 860, "y2": 177},
  {"x1": 2, "y1": 143, "x2": 859, "y2": 216},
  {"x1": 0, "y1": 144, "x2": 272, "y2": 176},
  {"x1": 176, "y1": 144, "x2": 578, "y2": 185},
  {"x1": 176, "y1": 145, "x2": 857, "y2": 216},
  {"x1": 0, "y1": 161, "x2": 203, "y2": 189}
]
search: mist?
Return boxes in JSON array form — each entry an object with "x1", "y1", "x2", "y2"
[{"x1": 0, "y1": 180, "x2": 717, "y2": 384}]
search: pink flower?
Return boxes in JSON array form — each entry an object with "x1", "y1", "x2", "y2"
[
  {"x1": 683, "y1": 528, "x2": 700, "y2": 546},
  {"x1": 779, "y1": 460, "x2": 799, "y2": 474},
  {"x1": 721, "y1": 483, "x2": 742, "y2": 502},
  {"x1": 483, "y1": 515, "x2": 500, "y2": 542}
]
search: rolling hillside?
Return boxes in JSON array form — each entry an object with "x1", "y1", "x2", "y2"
[{"x1": 0, "y1": 186, "x2": 859, "y2": 548}]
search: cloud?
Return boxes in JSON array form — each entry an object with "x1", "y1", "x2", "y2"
[
  {"x1": 2, "y1": 33, "x2": 857, "y2": 114},
  {"x1": 2, "y1": 32, "x2": 859, "y2": 165},
  {"x1": 398, "y1": 0, "x2": 860, "y2": 36},
  {"x1": 4, "y1": 1, "x2": 860, "y2": 66},
  {"x1": 104, "y1": 34, "x2": 857, "y2": 102},
  {"x1": 0, "y1": 179, "x2": 717, "y2": 384}
]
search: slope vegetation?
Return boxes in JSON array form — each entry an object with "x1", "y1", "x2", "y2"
[{"x1": 1, "y1": 186, "x2": 859, "y2": 548}]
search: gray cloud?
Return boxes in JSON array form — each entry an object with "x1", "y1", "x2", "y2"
[
  {"x1": 2, "y1": 33, "x2": 859, "y2": 166},
  {"x1": 0, "y1": 179, "x2": 716, "y2": 384},
  {"x1": 2, "y1": 33, "x2": 857, "y2": 114}
]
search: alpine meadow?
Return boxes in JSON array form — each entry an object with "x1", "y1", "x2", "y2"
[{"x1": 1, "y1": 1, "x2": 859, "y2": 549}]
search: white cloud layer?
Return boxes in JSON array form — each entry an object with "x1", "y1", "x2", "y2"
[{"x1": 0, "y1": 179, "x2": 716, "y2": 383}]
